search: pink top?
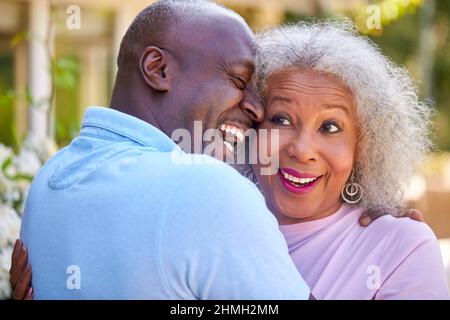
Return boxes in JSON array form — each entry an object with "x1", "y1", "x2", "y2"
[{"x1": 279, "y1": 204, "x2": 450, "y2": 300}]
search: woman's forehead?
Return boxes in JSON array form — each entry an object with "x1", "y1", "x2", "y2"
[{"x1": 266, "y1": 70, "x2": 354, "y2": 101}]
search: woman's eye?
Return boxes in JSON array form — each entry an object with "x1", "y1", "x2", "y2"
[
  {"x1": 271, "y1": 114, "x2": 292, "y2": 126},
  {"x1": 321, "y1": 121, "x2": 341, "y2": 133}
]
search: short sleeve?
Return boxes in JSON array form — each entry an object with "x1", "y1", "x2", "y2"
[{"x1": 375, "y1": 230, "x2": 450, "y2": 300}]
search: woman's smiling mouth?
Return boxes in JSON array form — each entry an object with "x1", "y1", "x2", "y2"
[{"x1": 278, "y1": 168, "x2": 323, "y2": 194}]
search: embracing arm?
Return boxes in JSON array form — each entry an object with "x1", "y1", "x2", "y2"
[
  {"x1": 160, "y1": 163, "x2": 310, "y2": 300},
  {"x1": 9, "y1": 206, "x2": 423, "y2": 300},
  {"x1": 359, "y1": 207, "x2": 424, "y2": 227}
]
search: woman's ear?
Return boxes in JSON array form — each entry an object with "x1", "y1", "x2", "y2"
[{"x1": 140, "y1": 46, "x2": 170, "y2": 92}]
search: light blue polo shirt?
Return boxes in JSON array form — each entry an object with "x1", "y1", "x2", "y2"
[{"x1": 20, "y1": 106, "x2": 310, "y2": 299}]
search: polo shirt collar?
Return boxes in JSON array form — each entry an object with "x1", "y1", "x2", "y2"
[{"x1": 81, "y1": 106, "x2": 177, "y2": 152}]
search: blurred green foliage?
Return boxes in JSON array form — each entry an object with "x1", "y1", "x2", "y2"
[
  {"x1": 0, "y1": 42, "x2": 80, "y2": 149},
  {"x1": 0, "y1": 55, "x2": 16, "y2": 149},
  {"x1": 433, "y1": 0, "x2": 450, "y2": 150},
  {"x1": 54, "y1": 55, "x2": 81, "y2": 147}
]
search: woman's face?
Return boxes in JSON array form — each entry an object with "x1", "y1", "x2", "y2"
[{"x1": 253, "y1": 70, "x2": 358, "y2": 224}]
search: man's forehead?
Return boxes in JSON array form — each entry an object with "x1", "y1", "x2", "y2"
[
  {"x1": 170, "y1": 10, "x2": 255, "y2": 68},
  {"x1": 210, "y1": 24, "x2": 256, "y2": 69}
]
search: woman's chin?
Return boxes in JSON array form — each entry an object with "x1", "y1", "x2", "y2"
[{"x1": 273, "y1": 207, "x2": 318, "y2": 224}]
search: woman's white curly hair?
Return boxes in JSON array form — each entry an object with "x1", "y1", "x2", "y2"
[{"x1": 254, "y1": 18, "x2": 433, "y2": 211}]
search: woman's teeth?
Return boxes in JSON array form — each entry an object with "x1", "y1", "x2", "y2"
[{"x1": 280, "y1": 170, "x2": 318, "y2": 185}]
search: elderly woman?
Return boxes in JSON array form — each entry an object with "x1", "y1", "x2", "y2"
[{"x1": 251, "y1": 20, "x2": 449, "y2": 299}]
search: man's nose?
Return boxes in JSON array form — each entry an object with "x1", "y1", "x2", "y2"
[{"x1": 239, "y1": 88, "x2": 265, "y2": 123}]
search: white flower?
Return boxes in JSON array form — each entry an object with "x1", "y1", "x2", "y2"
[
  {"x1": 0, "y1": 144, "x2": 13, "y2": 187},
  {"x1": 0, "y1": 247, "x2": 12, "y2": 272},
  {"x1": 0, "y1": 140, "x2": 49, "y2": 299},
  {"x1": 0, "y1": 144, "x2": 13, "y2": 164},
  {"x1": 22, "y1": 136, "x2": 57, "y2": 163},
  {"x1": 4, "y1": 165, "x2": 16, "y2": 178},
  {"x1": 14, "y1": 149, "x2": 42, "y2": 176},
  {"x1": 0, "y1": 275, "x2": 12, "y2": 300},
  {"x1": 0, "y1": 205, "x2": 21, "y2": 248},
  {"x1": 0, "y1": 247, "x2": 13, "y2": 299}
]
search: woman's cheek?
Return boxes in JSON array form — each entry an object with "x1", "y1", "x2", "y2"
[{"x1": 321, "y1": 138, "x2": 355, "y2": 180}]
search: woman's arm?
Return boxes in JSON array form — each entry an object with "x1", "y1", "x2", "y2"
[{"x1": 9, "y1": 239, "x2": 34, "y2": 300}]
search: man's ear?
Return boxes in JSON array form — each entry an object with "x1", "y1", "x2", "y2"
[{"x1": 140, "y1": 46, "x2": 170, "y2": 92}]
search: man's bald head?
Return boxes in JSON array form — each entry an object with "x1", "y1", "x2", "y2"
[
  {"x1": 117, "y1": 0, "x2": 247, "y2": 68},
  {"x1": 111, "y1": 0, "x2": 263, "y2": 149}
]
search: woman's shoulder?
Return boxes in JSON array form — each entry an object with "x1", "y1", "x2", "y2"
[
  {"x1": 346, "y1": 204, "x2": 436, "y2": 243},
  {"x1": 366, "y1": 210, "x2": 439, "y2": 250}
]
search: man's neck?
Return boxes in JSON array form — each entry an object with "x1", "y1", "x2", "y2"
[
  {"x1": 109, "y1": 77, "x2": 162, "y2": 132},
  {"x1": 109, "y1": 102, "x2": 159, "y2": 129}
]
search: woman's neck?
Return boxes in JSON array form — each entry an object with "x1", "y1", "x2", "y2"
[{"x1": 274, "y1": 201, "x2": 344, "y2": 225}]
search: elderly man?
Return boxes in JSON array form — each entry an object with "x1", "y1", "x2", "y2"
[{"x1": 14, "y1": 0, "x2": 310, "y2": 299}]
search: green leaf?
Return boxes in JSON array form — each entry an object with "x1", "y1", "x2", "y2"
[
  {"x1": 1, "y1": 156, "x2": 34, "y2": 182},
  {"x1": 10, "y1": 173, "x2": 34, "y2": 182},
  {"x1": 1, "y1": 156, "x2": 13, "y2": 176},
  {"x1": 51, "y1": 57, "x2": 80, "y2": 90},
  {"x1": 25, "y1": 85, "x2": 33, "y2": 105},
  {"x1": 10, "y1": 31, "x2": 30, "y2": 48},
  {"x1": 0, "y1": 89, "x2": 16, "y2": 107},
  {"x1": 54, "y1": 57, "x2": 79, "y2": 73}
]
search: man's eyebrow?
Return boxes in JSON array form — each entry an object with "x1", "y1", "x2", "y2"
[{"x1": 227, "y1": 58, "x2": 255, "y2": 73}]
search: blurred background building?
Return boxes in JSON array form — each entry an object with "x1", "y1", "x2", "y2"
[{"x1": 0, "y1": 0, "x2": 450, "y2": 288}]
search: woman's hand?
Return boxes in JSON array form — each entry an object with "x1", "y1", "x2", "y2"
[
  {"x1": 359, "y1": 207, "x2": 424, "y2": 227},
  {"x1": 9, "y1": 239, "x2": 34, "y2": 300}
]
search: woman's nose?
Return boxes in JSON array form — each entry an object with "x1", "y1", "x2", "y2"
[
  {"x1": 239, "y1": 88, "x2": 265, "y2": 123},
  {"x1": 287, "y1": 131, "x2": 317, "y2": 163}
]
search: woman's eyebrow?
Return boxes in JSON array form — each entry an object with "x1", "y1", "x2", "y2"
[
  {"x1": 268, "y1": 95, "x2": 293, "y2": 104},
  {"x1": 322, "y1": 103, "x2": 350, "y2": 114}
]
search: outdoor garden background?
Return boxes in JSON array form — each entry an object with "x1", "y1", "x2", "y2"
[{"x1": 1, "y1": 0, "x2": 450, "y2": 299}]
